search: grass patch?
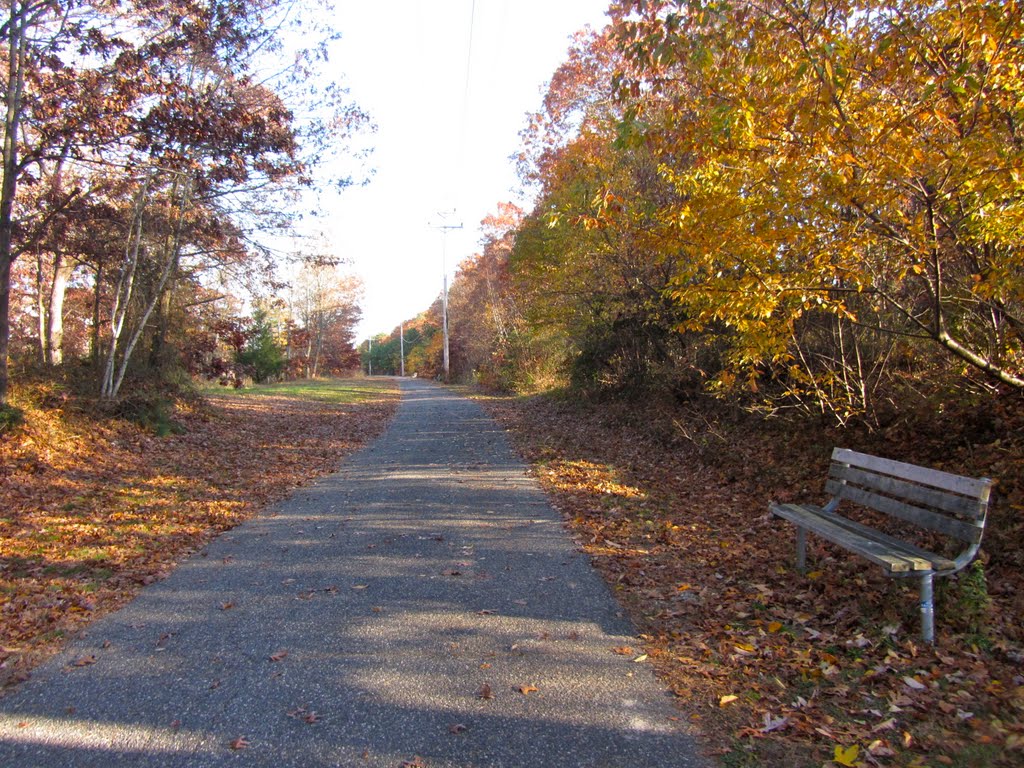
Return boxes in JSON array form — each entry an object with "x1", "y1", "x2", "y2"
[
  {"x1": 0, "y1": 404, "x2": 25, "y2": 434},
  {"x1": 199, "y1": 377, "x2": 393, "y2": 405}
]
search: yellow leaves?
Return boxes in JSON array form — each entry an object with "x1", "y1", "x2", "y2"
[
  {"x1": 833, "y1": 744, "x2": 860, "y2": 766},
  {"x1": 596, "y1": 0, "x2": 1024, "y2": 402},
  {"x1": 719, "y1": 694, "x2": 740, "y2": 707}
]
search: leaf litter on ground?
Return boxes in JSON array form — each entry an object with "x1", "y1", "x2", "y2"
[
  {"x1": 0, "y1": 377, "x2": 398, "y2": 687},
  {"x1": 477, "y1": 388, "x2": 1024, "y2": 767}
]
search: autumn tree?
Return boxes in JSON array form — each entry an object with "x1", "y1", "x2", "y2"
[
  {"x1": 0, "y1": 0, "x2": 370, "y2": 407},
  {"x1": 0, "y1": 0, "x2": 121, "y2": 405},
  {"x1": 444, "y1": 203, "x2": 532, "y2": 387},
  {"x1": 290, "y1": 261, "x2": 363, "y2": 377},
  {"x1": 509, "y1": 26, "x2": 705, "y2": 394},
  {"x1": 609, "y1": 0, "x2": 1024, "y2": 416}
]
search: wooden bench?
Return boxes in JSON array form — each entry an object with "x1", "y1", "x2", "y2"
[{"x1": 770, "y1": 448, "x2": 993, "y2": 643}]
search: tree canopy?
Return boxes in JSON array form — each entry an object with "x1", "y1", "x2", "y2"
[
  {"x1": 1, "y1": 0, "x2": 370, "y2": 407},
  {"x1": 389, "y1": 0, "x2": 1022, "y2": 426}
]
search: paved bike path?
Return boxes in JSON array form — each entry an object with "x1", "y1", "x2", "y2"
[{"x1": 0, "y1": 379, "x2": 706, "y2": 767}]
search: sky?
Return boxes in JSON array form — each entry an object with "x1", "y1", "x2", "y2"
[{"x1": 315, "y1": 0, "x2": 612, "y2": 340}]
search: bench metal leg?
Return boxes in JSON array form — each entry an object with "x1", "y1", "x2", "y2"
[
  {"x1": 920, "y1": 573, "x2": 935, "y2": 644},
  {"x1": 796, "y1": 528, "x2": 807, "y2": 572}
]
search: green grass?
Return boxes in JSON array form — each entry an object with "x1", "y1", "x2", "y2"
[
  {"x1": 199, "y1": 377, "x2": 396, "y2": 405},
  {"x1": 0, "y1": 403, "x2": 25, "y2": 434}
]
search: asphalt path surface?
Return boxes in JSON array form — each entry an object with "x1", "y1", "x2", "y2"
[{"x1": 0, "y1": 379, "x2": 707, "y2": 767}]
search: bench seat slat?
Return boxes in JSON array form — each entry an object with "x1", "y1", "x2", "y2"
[
  {"x1": 825, "y1": 479, "x2": 983, "y2": 544},
  {"x1": 770, "y1": 503, "x2": 957, "y2": 573},
  {"x1": 788, "y1": 504, "x2": 958, "y2": 571},
  {"x1": 828, "y1": 464, "x2": 987, "y2": 520},
  {"x1": 832, "y1": 448, "x2": 993, "y2": 499}
]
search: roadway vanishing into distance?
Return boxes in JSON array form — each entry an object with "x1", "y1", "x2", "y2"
[{"x1": 0, "y1": 379, "x2": 707, "y2": 767}]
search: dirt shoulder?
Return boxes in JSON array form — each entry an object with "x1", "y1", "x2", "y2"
[
  {"x1": 0, "y1": 378, "x2": 399, "y2": 688},
  {"x1": 478, "y1": 390, "x2": 1024, "y2": 768}
]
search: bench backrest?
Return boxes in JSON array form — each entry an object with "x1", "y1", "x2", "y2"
[{"x1": 825, "y1": 448, "x2": 993, "y2": 545}]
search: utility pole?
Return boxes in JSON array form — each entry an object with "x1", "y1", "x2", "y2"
[
  {"x1": 432, "y1": 212, "x2": 462, "y2": 381},
  {"x1": 399, "y1": 321, "x2": 405, "y2": 377},
  {"x1": 367, "y1": 337, "x2": 372, "y2": 376}
]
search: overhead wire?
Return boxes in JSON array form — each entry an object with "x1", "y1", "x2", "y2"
[{"x1": 453, "y1": 0, "x2": 476, "y2": 211}]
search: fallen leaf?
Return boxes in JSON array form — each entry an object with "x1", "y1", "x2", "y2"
[
  {"x1": 228, "y1": 737, "x2": 249, "y2": 750},
  {"x1": 867, "y1": 740, "x2": 895, "y2": 757},
  {"x1": 719, "y1": 694, "x2": 739, "y2": 707},
  {"x1": 613, "y1": 646, "x2": 634, "y2": 655},
  {"x1": 71, "y1": 655, "x2": 97, "y2": 667},
  {"x1": 269, "y1": 650, "x2": 288, "y2": 662},
  {"x1": 477, "y1": 682, "x2": 493, "y2": 700},
  {"x1": 519, "y1": 684, "x2": 538, "y2": 695},
  {"x1": 902, "y1": 676, "x2": 927, "y2": 690},
  {"x1": 219, "y1": 601, "x2": 234, "y2": 610},
  {"x1": 833, "y1": 744, "x2": 859, "y2": 766},
  {"x1": 767, "y1": 621, "x2": 783, "y2": 633},
  {"x1": 448, "y1": 723, "x2": 468, "y2": 734}
]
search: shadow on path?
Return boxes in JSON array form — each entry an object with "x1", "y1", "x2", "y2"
[{"x1": 0, "y1": 380, "x2": 707, "y2": 767}]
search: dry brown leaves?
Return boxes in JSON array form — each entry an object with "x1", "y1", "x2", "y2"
[
  {"x1": 479, "y1": 391, "x2": 1024, "y2": 768},
  {"x1": 0, "y1": 378, "x2": 398, "y2": 686}
]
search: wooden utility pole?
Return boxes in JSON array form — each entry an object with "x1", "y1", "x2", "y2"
[{"x1": 432, "y1": 213, "x2": 462, "y2": 381}]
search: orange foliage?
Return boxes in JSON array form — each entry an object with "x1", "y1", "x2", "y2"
[{"x1": 0, "y1": 381, "x2": 398, "y2": 684}]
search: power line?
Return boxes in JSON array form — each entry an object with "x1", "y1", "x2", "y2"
[{"x1": 456, "y1": 0, "x2": 476, "y2": 202}]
